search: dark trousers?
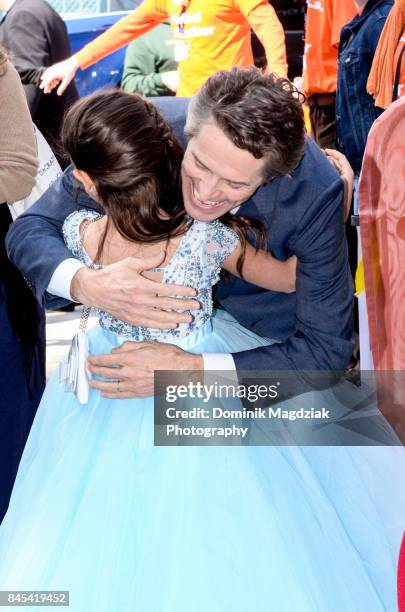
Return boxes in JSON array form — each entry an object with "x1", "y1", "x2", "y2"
[
  {"x1": 0, "y1": 276, "x2": 45, "y2": 522},
  {"x1": 308, "y1": 94, "x2": 337, "y2": 150},
  {"x1": 0, "y1": 206, "x2": 45, "y2": 523}
]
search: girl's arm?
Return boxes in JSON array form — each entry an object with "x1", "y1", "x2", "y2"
[
  {"x1": 324, "y1": 148, "x2": 354, "y2": 222},
  {"x1": 222, "y1": 242, "x2": 296, "y2": 293}
]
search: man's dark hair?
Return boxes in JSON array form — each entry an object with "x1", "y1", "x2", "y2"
[{"x1": 185, "y1": 67, "x2": 306, "y2": 180}]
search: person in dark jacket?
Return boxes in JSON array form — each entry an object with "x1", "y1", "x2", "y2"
[
  {"x1": 336, "y1": 0, "x2": 394, "y2": 175},
  {"x1": 0, "y1": 0, "x2": 78, "y2": 165}
]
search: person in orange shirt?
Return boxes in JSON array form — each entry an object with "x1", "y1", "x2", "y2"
[
  {"x1": 40, "y1": 0, "x2": 287, "y2": 99},
  {"x1": 302, "y1": 0, "x2": 356, "y2": 148}
]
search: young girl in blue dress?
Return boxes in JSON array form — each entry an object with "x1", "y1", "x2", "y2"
[{"x1": 0, "y1": 90, "x2": 404, "y2": 612}]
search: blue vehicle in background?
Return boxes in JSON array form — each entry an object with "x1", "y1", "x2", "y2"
[{"x1": 65, "y1": 11, "x2": 130, "y2": 96}]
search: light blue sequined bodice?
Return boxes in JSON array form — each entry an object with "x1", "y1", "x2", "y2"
[{"x1": 63, "y1": 210, "x2": 238, "y2": 342}]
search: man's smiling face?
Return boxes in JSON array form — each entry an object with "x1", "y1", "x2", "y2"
[{"x1": 181, "y1": 119, "x2": 267, "y2": 221}]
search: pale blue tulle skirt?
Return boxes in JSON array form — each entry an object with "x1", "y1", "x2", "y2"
[{"x1": 0, "y1": 311, "x2": 404, "y2": 611}]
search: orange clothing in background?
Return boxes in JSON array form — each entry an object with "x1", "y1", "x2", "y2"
[
  {"x1": 303, "y1": 0, "x2": 357, "y2": 97},
  {"x1": 75, "y1": 0, "x2": 287, "y2": 98},
  {"x1": 394, "y1": 28, "x2": 405, "y2": 99}
]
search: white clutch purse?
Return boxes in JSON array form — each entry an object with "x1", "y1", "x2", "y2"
[{"x1": 59, "y1": 325, "x2": 90, "y2": 405}]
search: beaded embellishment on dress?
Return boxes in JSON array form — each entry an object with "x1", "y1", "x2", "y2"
[{"x1": 63, "y1": 210, "x2": 239, "y2": 341}]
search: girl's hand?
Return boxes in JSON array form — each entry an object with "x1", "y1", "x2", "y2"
[
  {"x1": 324, "y1": 149, "x2": 354, "y2": 221},
  {"x1": 40, "y1": 56, "x2": 79, "y2": 95},
  {"x1": 285, "y1": 255, "x2": 297, "y2": 293}
]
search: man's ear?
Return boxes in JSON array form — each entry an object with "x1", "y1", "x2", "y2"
[{"x1": 72, "y1": 168, "x2": 96, "y2": 196}]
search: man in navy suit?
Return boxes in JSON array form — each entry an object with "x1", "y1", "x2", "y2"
[{"x1": 6, "y1": 68, "x2": 354, "y2": 398}]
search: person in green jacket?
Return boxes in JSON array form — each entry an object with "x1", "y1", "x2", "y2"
[{"x1": 121, "y1": 22, "x2": 177, "y2": 97}]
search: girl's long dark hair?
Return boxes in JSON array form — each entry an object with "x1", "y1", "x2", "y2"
[
  {"x1": 62, "y1": 90, "x2": 188, "y2": 261},
  {"x1": 62, "y1": 90, "x2": 266, "y2": 275}
]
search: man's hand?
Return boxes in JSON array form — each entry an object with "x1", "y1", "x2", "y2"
[
  {"x1": 160, "y1": 70, "x2": 179, "y2": 93},
  {"x1": 40, "y1": 55, "x2": 79, "y2": 95},
  {"x1": 88, "y1": 342, "x2": 203, "y2": 398},
  {"x1": 71, "y1": 253, "x2": 200, "y2": 328}
]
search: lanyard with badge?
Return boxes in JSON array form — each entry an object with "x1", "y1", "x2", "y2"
[{"x1": 174, "y1": 0, "x2": 191, "y2": 62}]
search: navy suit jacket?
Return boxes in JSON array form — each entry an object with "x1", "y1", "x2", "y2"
[{"x1": 6, "y1": 97, "x2": 354, "y2": 376}]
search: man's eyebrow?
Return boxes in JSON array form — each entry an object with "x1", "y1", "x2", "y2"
[
  {"x1": 192, "y1": 152, "x2": 251, "y2": 187},
  {"x1": 192, "y1": 152, "x2": 209, "y2": 169}
]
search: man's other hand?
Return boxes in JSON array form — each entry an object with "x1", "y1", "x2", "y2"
[
  {"x1": 71, "y1": 253, "x2": 199, "y2": 328},
  {"x1": 88, "y1": 342, "x2": 203, "y2": 398}
]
